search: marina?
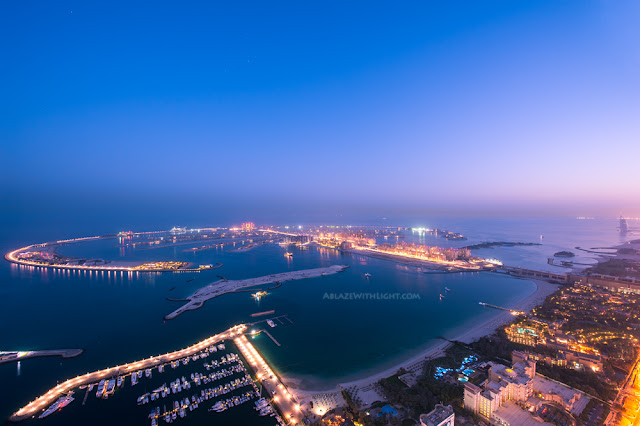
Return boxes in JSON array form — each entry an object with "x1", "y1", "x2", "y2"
[
  {"x1": 8, "y1": 324, "x2": 291, "y2": 425},
  {"x1": 9, "y1": 325, "x2": 246, "y2": 422}
]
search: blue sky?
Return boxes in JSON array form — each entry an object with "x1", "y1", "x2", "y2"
[{"x1": 1, "y1": 0, "x2": 639, "y2": 219}]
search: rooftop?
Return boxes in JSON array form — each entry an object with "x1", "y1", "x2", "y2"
[
  {"x1": 492, "y1": 401, "x2": 553, "y2": 426},
  {"x1": 532, "y1": 376, "x2": 581, "y2": 406},
  {"x1": 420, "y1": 404, "x2": 454, "y2": 426}
]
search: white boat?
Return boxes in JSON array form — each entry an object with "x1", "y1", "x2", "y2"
[
  {"x1": 105, "y1": 379, "x2": 116, "y2": 396},
  {"x1": 39, "y1": 394, "x2": 74, "y2": 418},
  {"x1": 96, "y1": 379, "x2": 106, "y2": 398},
  {"x1": 266, "y1": 319, "x2": 276, "y2": 328}
]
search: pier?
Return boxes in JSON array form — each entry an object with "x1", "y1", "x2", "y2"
[
  {"x1": 479, "y1": 302, "x2": 524, "y2": 316},
  {"x1": 9, "y1": 325, "x2": 246, "y2": 423},
  {"x1": 261, "y1": 329, "x2": 281, "y2": 347},
  {"x1": 234, "y1": 334, "x2": 301, "y2": 425}
]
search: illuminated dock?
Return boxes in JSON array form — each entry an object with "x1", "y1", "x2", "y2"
[
  {"x1": 235, "y1": 334, "x2": 300, "y2": 424},
  {"x1": 9, "y1": 325, "x2": 247, "y2": 423}
]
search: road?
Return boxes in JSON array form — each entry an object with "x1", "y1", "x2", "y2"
[{"x1": 611, "y1": 352, "x2": 640, "y2": 425}]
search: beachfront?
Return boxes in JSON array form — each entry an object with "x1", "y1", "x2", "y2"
[{"x1": 288, "y1": 278, "x2": 559, "y2": 417}]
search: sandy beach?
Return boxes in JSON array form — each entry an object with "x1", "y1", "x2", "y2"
[{"x1": 287, "y1": 277, "x2": 559, "y2": 414}]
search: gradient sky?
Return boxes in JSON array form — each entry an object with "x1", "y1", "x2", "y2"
[{"x1": 2, "y1": 0, "x2": 639, "y2": 219}]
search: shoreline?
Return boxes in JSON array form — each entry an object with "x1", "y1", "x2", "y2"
[{"x1": 287, "y1": 277, "x2": 559, "y2": 410}]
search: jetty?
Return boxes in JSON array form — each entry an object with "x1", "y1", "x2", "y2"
[{"x1": 234, "y1": 334, "x2": 301, "y2": 424}]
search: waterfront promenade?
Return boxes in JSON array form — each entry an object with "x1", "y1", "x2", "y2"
[
  {"x1": 165, "y1": 265, "x2": 349, "y2": 320},
  {"x1": 9, "y1": 325, "x2": 246, "y2": 422},
  {"x1": 235, "y1": 334, "x2": 301, "y2": 424},
  {"x1": 345, "y1": 247, "x2": 488, "y2": 271}
]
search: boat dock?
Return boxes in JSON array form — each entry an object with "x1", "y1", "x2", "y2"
[{"x1": 234, "y1": 335, "x2": 300, "y2": 425}]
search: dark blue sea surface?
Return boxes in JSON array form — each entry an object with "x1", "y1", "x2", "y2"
[{"x1": 0, "y1": 215, "x2": 633, "y2": 425}]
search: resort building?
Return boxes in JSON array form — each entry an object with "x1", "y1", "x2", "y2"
[
  {"x1": 464, "y1": 352, "x2": 535, "y2": 418},
  {"x1": 419, "y1": 404, "x2": 454, "y2": 426},
  {"x1": 464, "y1": 351, "x2": 587, "y2": 424},
  {"x1": 505, "y1": 320, "x2": 547, "y2": 346}
]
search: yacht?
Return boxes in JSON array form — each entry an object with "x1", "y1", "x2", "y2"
[
  {"x1": 39, "y1": 394, "x2": 74, "y2": 418},
  {"x1": 105, "y1": 379, "x2": 116, "y2": 397},
  {"x1": 96, "y1": 380, "x2": 106, "y2": 398}
]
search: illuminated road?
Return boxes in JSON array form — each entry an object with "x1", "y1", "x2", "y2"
[
  {"x1": 9, "y1": 325, "x2": 246, "y2": 423},
  {"x1": 235, "y1": 334, "x2": 301, "y2": 425},
  {"x1": 613, "y1": 352, "x2": 640, "y2": 426}
]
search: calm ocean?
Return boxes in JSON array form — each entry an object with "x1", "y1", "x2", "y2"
[{"x1": 0, "y1": 214, "x2": 633, "y2": 425}]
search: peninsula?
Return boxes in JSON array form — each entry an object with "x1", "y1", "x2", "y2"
[{"x1": 164, "y1": 265, "x2": 349, "y2": 320}]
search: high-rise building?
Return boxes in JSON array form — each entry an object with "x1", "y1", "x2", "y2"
[{"x1": 620, "y1": 216, "x2": 629, "y2": 234}]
